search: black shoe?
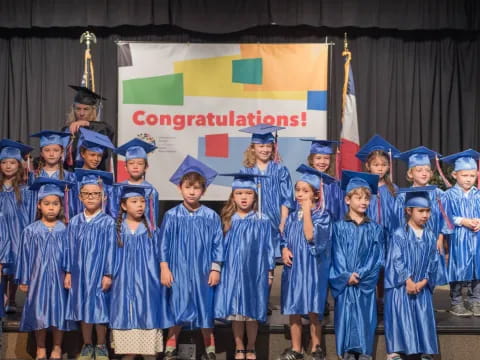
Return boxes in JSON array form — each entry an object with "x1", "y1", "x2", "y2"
[
  {"x1": 277, "y1": 348, "x2": 304, "y2": 360},
  {"x1": 311, "y1": 346, "x2": 326, "y2": 360},
  {"x1": 323, "y1": 302, "x2": 330, "y2": 316},
  {"x1": 267, "y1": 303, "x2": 273, "y2": 315},
  {"x1": 201, "y1": 352, "x2": 216, "y2": 360},
  {"x1": 164, "y1": 349, "x2": 178, "y2": 360}
]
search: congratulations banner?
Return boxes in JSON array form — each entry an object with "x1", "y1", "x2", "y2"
[{"x1": 117, "y1": 43, "x2": 329, "y2": 200}]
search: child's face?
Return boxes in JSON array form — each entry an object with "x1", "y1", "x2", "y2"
[
  {"x1": 453, "y1": 169, "x2": 477, "y2": 191},
  {"x1": 233, "y1": 188, "x2": 255, "y2": 213},
  {"x1": 125, "y1": 158, "x2": 147, "y2": 180},
  {"x1": 121, "y1": 196, "x2": 146, "y2": 220},
  {"x1": 79, "y1": 184, "x2": 103, "y2": 212},
  {"x1": 367, "y1": 156, "x2": 389, "y2": 179},
  {"x1": 311, "y1": 154, "x2": 331, "y2": 173},
  {"x1": 409, "y1": 165, "x2": 432, "y2": 186},
  {"x1": 295, "y1": 180, "x2": 315, "y2": 205},
  {"x1": 38, "y1": 195, "x2": 61, "y2": 221},
  {"x1": 41, "y1": 144, "x2": 63, "y2": 167},
  {"x1": 0, "y1": 159, "x2": 19, "y2": 177},
  {"x1": 252, "y1": 143, "x2": 273, "y2": 162},
  {"x1": 179, "y1": 181, "x2": 204, "y2": 208},
  {"x1": 407, "y1": 207, "x2": 431, "y2": 227},
  {"x1": 81, "y1": 149, "x2": 102, "y2": 169},
  {"x1": 345, "y1": 192, "x2": 370, "y2": 215}
]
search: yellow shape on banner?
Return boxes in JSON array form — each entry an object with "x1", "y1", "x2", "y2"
[
  {"x1": 241, "y1": 44, "x2": 328, "y2": 92},
  {"x1": 173, "y1": 55, "x2": 306, "y2": 100}
]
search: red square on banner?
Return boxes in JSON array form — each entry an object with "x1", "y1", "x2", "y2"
[
  {"x1": 205, "y1": 133, "x2": 229, "y2": 158},
  {"x1": 116, "y1": 160, "x2": 129, "y2": 182}
]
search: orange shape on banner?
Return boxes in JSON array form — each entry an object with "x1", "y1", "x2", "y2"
[{"x1": 240, "y1": 44, "x2": 328, "y2": 92}]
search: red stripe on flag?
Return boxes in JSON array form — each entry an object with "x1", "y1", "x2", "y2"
[{"x1": 340, "y1": 138, "x2": 362, "y2": 171}]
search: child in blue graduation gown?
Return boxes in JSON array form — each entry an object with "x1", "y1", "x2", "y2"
[
  {"x1": 160, "y1": 156, "x2": 223, "y2": 360},
  {"x1": 73, "y1": 128, "x2": 116, "y2": 216},
  {"x1": 29, "y1": 131, "x2": 77, "y2": 221},
  {"x1": 109, "y1": 184, "x2": 165, "y2": 359},
  {"x1": 0, "y1": 139, "x2": 34, "y2": 313},
  {"x1": 384, "y1": 187, "x2": 443, "y2": 360},
  {"x1": 301, "y1": 139, "x2": 344, "y2": 221},
  {"x1": 15, "y1": 178, "x2": 76, "y2": 360},
  {"x1": 112, "y1": 138, "x2": 159, "y2": 225},
  {"x1": 330, "y1": 171, "x2": 384, "y2": 360},
  {"x1": 278, "y1": 165, "x2": 333, "y2": 360},
  {"x1": 214, "y1": 173, "x2": 275, "y2": 360},
  {"x1": 65, "y1": 170, "x2": 115, "y2": 360},
  {"x1": 239, "y1": 124, "x2": 294, "y2": 254},
  {"x1": 440, "y1": 150, "x2": 480, "y2": 317}
]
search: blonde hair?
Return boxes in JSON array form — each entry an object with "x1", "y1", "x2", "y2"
[
  {"x1": 406, "y1": 165, "x2": 433, "y2": 183},
  {"x1": 346, "y1": 187, "x2": 371, "y2": 200},
  {"x1": 307, "y1": 153, "x2": 336, "y2": 177},
  {"x1": 242, "y1": 143, "x2": 275, "y2": 168},
  {"x1": 65, "y1": 105, "x2": 97, "y2": 125},
  {"x1": 220, "y1": 190, "x2": 258, "y2": 233}
]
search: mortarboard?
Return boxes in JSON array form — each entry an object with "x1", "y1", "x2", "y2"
[
  {"x1": 69, "y1": 85, "x2": 106, "y2": 106},
  {"x1": 30, "y1": 130, "x2": 71, "y2": 149},
  {"x1": 397, "y1": 186, "x2": 436, "y2": 208},
  {"x1": 300, "y1": 138, "x2": 339, "y2": 155},
  {"x1": 77, "y1": 128, "x2": 115, "y2": 154},
  {"x1": 341, "y1": 170, "x2": 379, "y2": 195},
  {"x1": 296, "y1": 164, "x2": 336, "y2": 190},
  {"x1": 440, "y1": 149, "x2": 480, "y2": 172},
  {"x1": 355, "y1": 134, "x2": 400, "y2": 163},
  {"x1": 0, "y1": 139, "x2": 33, "y2": 161},
  {"x1": 239, "y1": 124, "x2": 285, "y2": 144},
  {"x1": 75, "y1": 168, "x2": 114, "y2": 188},
  {"x1": 115, "y1": 138, "x2": 157, "y2": 161},
  {"x1": 219, "y1": 172, "x2": 267, "y2": 192},
  {"x1": 115, "y1": 183, "x2": 149, "y2": 199},
  {"x1": 29, "y1": 177, "x2": 73, "y2": 200},
  {"x1": 395, "y1": 146, "x2": 440, "y2": 168},
  {"x1": 169, "y1": 155, "x2": 218, "y2": 187}
]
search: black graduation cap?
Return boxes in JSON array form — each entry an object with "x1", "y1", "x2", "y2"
[{"x1": 69, "y1": 85, "x2": 106, "y2": 106}]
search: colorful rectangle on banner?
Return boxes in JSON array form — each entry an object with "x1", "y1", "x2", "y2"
[
  {"x1": 123, "y1": 74, "x2": 184, "y2": 105},
  {"x1": 232, "y1": 58, "x2": 262, "y2": 84},
  {"x1": 307, "y1": 91, "x2": 328, "y2": 110}
]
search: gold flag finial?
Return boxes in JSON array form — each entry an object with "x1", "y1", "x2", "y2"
[{"x1": 344, "y1": 32, "x2": 349, "y2": 52}]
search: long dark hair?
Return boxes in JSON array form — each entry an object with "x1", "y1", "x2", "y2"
[
  {"x1": 115, "y1": 198, "x2": 152, "y2": 248},
  {"x1": 365, "y1": 150, "x2": 396, "y2": 197},
  {"x1": 0, "y1": 160, "x2": 26, "y2": 202},
  {"x1": 35, "y1": 196, "x2": 66, "y2": 224}
]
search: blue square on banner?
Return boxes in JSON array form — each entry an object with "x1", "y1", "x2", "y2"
[{"x1": 307, "y1": 91, "x2": 327, "y2": 110}]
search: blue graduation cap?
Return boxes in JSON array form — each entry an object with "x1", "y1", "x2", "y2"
[
  {"x1": 440, "y1": 149, "x2": 480, "y2": 172},
  {"x1": 115, "y1": 183, "x2": 149, "y2": 199},
  {"x1": 395, "y1": 146, "x2": 440, "y2": 168},
  {"x1": 115, "y1": 138, "x2": 157, "y2": 161},
  {"x1": 239, "y1": 124, "x2": 285, "y2": 144},
  {"x1": 0, "y1": 139, "x2": 33, "y2": 161},
  {"x1": 396, "y1": 186, "x2": 436, "y2": 208},
  {"x1": 78, "y1": 128, "x2": 115, "y2": 154},
  {"x1": 341, "y1": 170, "x2": 379, "y2": 195},
  {"x1": 30, "y1": 130, "x2": 71, "y2": 148},
  {"x1": 69, "y1": 85, "x2": 106, "y2": 106},
  {"x1": 29, "y1": 177, "x2": 73, "y2": 200},
  {"x1": 300, "y1": 138, "x2": 339, "y2": 155},
  {"x1": 219, "y1": 172, "x2": 267, "y2": 192},
  {"x1": 296, "y1": 164, "x2": 336, "y2": 190},
  {"x1": 355, "y1": 134, "x2": 400, "y2": 162},
  {"x1": 169, "y1": 155, "x2": 218, "y2": 187},
  {"x1": 75, "y1": 168, "x2": 114, "y2": 188}
]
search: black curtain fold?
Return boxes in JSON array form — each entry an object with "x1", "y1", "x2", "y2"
[{"x1": 1, "y1": 0, "x2": 479, "y2": 31}]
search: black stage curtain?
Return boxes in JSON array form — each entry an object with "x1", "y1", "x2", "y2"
[{"x1": 1, "y1": 0, "x2": 479, "y2": 31}]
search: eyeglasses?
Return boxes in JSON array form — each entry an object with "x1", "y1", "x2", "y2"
[{"x1": 80, "y1": 191, "x2": 102, "y2": 199}]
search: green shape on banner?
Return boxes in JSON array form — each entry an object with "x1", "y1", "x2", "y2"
[
  {"x1": 123, "y1": 74, "x2": 184, "y2": 105},
  {"x1": 232, "y1": 58, "x2": 262, "y2": 84}
]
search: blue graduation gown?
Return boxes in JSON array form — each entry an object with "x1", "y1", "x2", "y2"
[
  {"x1": 66, "y1": 211, "x2": 116, "y2": 324},
  {"x1": 384, "y1": 225, "x2": 440, "y2": 355},
  {"x1": 329, "y1": 217, "x2": 384, "y2": 356},
  {"x1": 441, "y1": 185, "x2": 480, "y2": 282},
  {"x1": 324, "y1": 181, "x2": 345, "y2": 221},
  {"x1": 0, "y1": 219, "x2": 12, "y2": 317},
  {"x1": 109, "y1": 223, "x2": 165, "y2": 329},
  {"x1": 15, "y1": 221, "x2": 76, "y2": 331},
  {"x1": 160, "y1": 204, "x2": 224, "y2": 329},
  {"x1": 214, "y1": 212, "x2": 275, "y2": 322},
  {"x1": 280, "y1": 206, "x2": 332, "y2": 316},
  {"x1": 0, "y1": 185, "x2": 34, "y2": 275},
  {"x1": 28, "y1": 170, "x2": 77, "y2": 220},
  {"x1": 367, "y1": 183, "x2": 398, "y2": 236},
  {"x1": 109, "y1": 180, "x2": 159, "y2": 226},
  {"x1": 240, "y1": 162, "x2": 294, "y2": 255}
]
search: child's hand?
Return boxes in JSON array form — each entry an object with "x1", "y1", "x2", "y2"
[
  {"x1": 208, "y1": 270, "x2": 220, "y2": 286},
  {"x1": 348, "y1": 272, "x2": 360, "y2": 285},
  {"x1": 282, "y1": 248, "x2": 293, "y2": 267},
  {"x1": 436, "y1": 237, "x2": 444, "y2": 254},
  {"x1": 415, "y1": 279, "x2": 428, "y2": 292},
  {"x1": 461, "y1": 218, "x2": 479, "y2": 231},
  {"x1": 64, "y1": 273, "x2": 71, "y2": 290},
  {"x1": 161, "y1": 266, "x2": 174, "y2": 288},
  {"x1": 19, "y1": 284, "x2": 29, "y2": 293},
  {"x1": 472, "y1": 219, "x2": 480, "y2": 232},
  {"x1": 101, "y1": 275, "x2": 112, "y2": 291},
  {"x1": 301, "y1": 198, "x2": 313, "y2": 212},
  {"x1": 406, "y1": 278, "x2": 418, "y2": 295}
]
